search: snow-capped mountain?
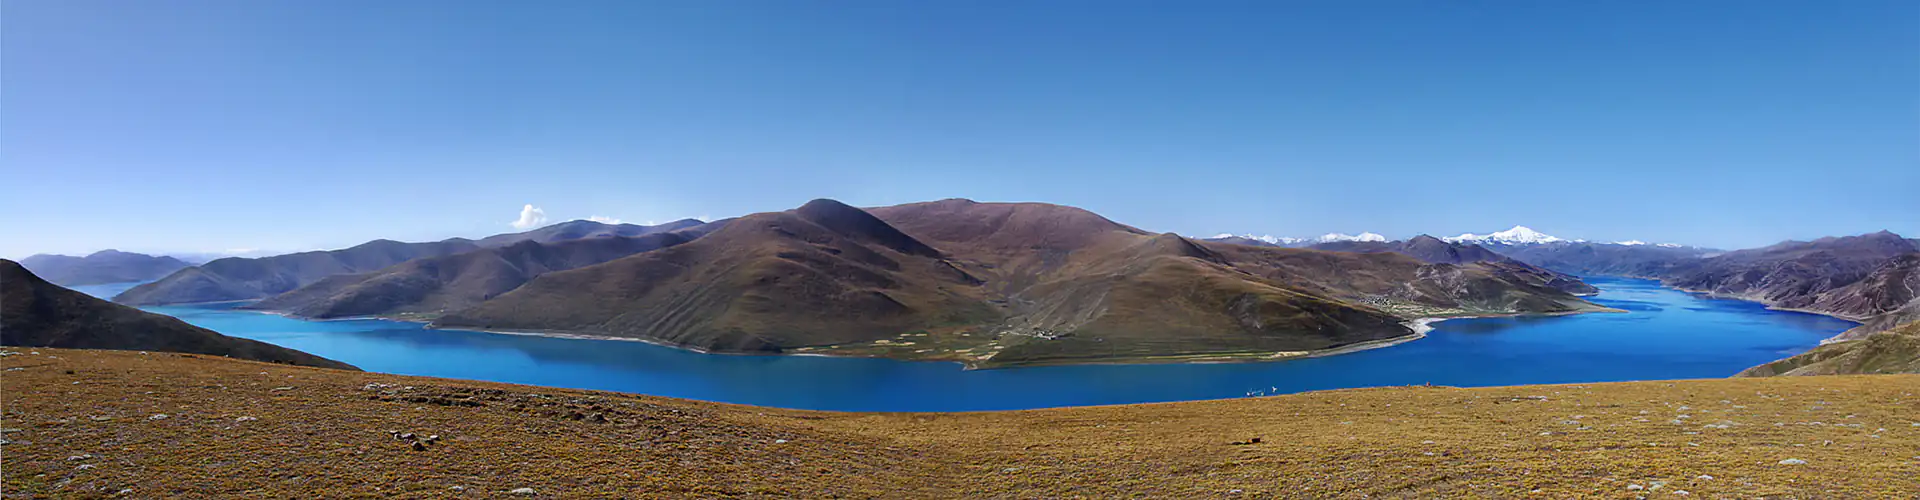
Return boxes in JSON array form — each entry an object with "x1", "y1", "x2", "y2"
[
  {"x1": 1209, "y1": 233, "x2": 1306, "y2": 246},
  {"x1": 1442, "y1": 226, "x2": 1564, "y2": 246},
  {"x1": 1315, "y1": 232, "x2": 1388, "y2": 243}
]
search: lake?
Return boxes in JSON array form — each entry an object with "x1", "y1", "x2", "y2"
[{"x1": 74, "y1": 277, "x2": 1853, "y2": 412}]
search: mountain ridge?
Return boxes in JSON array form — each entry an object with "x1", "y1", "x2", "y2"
[
  {"x1": 434, "y1": 199, "x2": 1607, "y2": 367},
  {"x1": 1, "y1": 259, "x2": 354, "y2": 370}
]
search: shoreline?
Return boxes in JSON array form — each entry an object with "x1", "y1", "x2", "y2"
[{"x1": 212, "y1": 302, "x2": 1615, "y2": 371}]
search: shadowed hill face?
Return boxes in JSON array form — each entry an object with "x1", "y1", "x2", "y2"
[
  {"x1": 0, "y1": 260, "x2": 355, "y2": 370},
  {"x1": 112, "y1": 220, "x2": 734, "y2": 307},
  {"x1": 245, "y1": 232, "x2": 699, "y2": 319},
  {"x1": 112, "y1": 238, "x2": 483, "y2": 306},
  {"x1": 19, "y1": 250, "x2": 191, "y2": 287},
  {"x1": 1738, "y1": 320, "x2": 1920, "y2": 376},
  {"x1": 437, "y1": 199, "x2": 1604, "y2": 367}
]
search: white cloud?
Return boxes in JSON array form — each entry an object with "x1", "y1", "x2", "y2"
[
  {"x1": 510, "y1": 204, "x2": 548, "y2": 229},
  {"x1": 587, "y1": 215, "x2": 624, "y2": 224}
]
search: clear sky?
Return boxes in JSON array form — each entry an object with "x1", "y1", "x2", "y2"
[{"x1": 4, "y1": 1, "x2": 1916, "y2": 258}]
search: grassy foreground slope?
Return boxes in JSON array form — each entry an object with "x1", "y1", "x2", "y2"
[
  {"x1": 5, "y1": 349, "x2": 1917, "y2": 498},
  {"x1": 1739, "y1": 321, "x2": 1920, "y2": 377}
]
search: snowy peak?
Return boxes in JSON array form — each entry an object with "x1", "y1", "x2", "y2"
[
  {"x1": 1443, "y1": 226, "x2": 1564, "y2": 245},
  {"x1": 1316, "y1": 232, "x2": 1388, "y2": 243},
  {"x1": 1209, "y1": 233, "x2": 1306, "y2": 246}
]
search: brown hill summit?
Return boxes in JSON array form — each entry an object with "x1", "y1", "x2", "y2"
[
  {"x1": 437, "y1": 199, "x2": 1605, "y2": 367},
  {"x1": 1738, "y1": 320, "x2": 1920, "y2": 377},
  {"x1": 0, "y1": 260, "x2": 353, "y2": 370},
  {"x1": 243, "y1": 231, "x2": 703, "y2": 320}
]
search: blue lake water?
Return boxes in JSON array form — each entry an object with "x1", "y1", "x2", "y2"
[{"x1": 73, "y1": 277, "x2": 1854, "y2": 412}]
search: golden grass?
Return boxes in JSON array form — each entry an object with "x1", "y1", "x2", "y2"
[{"x1": 5, "y1": 348, "x2": 1917, "y2": 498}]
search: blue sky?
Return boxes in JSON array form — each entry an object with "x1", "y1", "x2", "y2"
[{"x1": 4, "y1": 1, "x2": 1915, "y2": 258}]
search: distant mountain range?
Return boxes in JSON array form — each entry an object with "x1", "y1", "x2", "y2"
[
  {"x1": 1, "y1": 260, "x2": 353, "y2": 370},
  {"x1": 426, "y1": 199, "x2": 1603, "y2": 367},
  {"x1": 112, "y1": 219, "x2": 718, "y2": 306},
  {"x1": 243, "y1": 230, "x2": 707, "y2": 319},
  {"x1": 1302, "y1": 235, "x2": 1598, "y2": 296},
  {"x1": 19, "y1": 250, "x2": 191, "y2": 286}
]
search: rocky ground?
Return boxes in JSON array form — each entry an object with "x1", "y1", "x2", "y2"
[{"x1": 4, "y1": 348, "x2": 1917, "y2": 498}]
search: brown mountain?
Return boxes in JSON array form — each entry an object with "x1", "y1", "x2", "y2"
[
  {"x1": 244, "y1": 231, "x2": 700, "y2": 319},
  {"x1": 436, "y1": 199, "x2": 997, "y2": 352},
  {"x1": 1737, "y1": 320, "x2": 1920, "y2": 377},
  {"x1": 1, "y1": 260, "x2": 354, "y2": 370},
  {"x1": 113, "y1": 238, "x2": 484, "y2": 306},
  {"x1": 1809, "y1": 253, "x2": 1920, "y2": 342},
  {"x1": 112, "y1": 219, "x2": 725, "y2": 307},
  {"x1": 19, "y1": 250, "x2": 191, "y2": 287},
  {"x1": 1661, "y1": 231, "x2": 1917, "y2": 319},
  {"x1": 436, "y1": 199, "x2": 1604, "y2": 367},
  {"x1": 1306, "y1": 235, "x2": 1598, "y2": 295}
]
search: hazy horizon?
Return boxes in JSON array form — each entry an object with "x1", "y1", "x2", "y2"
[{"x1": 5, "y1": 1, "x2": 1915, "y2": 258}]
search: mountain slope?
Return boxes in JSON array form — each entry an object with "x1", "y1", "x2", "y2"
[
  {"x1": 1737, "y1": 320, "x2": 1920, "y2": 376},
  {"x1": 113, "y1": 239, "x2": 484, "y2": 306},
  {"x1": 438, "y1": 199, "x2": 1607, "y2": 367},
  {"x1": 435, "y1": 199, "x2": 1000, "y2": 353},
  {"x1": 1304, "y1": 235, "x2": 1598, "y2": 295},
  {"x1": 245, "y1": 232, "x2": 699, "y2": 319},
  {"x1": 18, "y1": 250, "x2": 191, "y2": 286},
  {"x1": 1493, "y1": 241, "x2": 1714, "y2": 277},
  {"x1": 0, "y1": 260, "x2": 354, "y2": 370},
  {"x1": 1811, "y1": 253, "x2": 1920, "y2": 342},
  {"x1": 1661, "y1": 231, "x2": 1916, "y2": 317}
]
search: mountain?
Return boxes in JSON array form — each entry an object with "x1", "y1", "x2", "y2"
[
  {"x1": 18, "y1": 250, "x2": 191, "y2": 286},
  {"x1": 1491, "y1": 241, "x2": 1715, "y2": 277},
  {"x1": 1807, "y1": 253, "x2": 1920, "y2": 343},
  {"x1": 1442, "y1": 226, "x2": 1565, "y2": 245},
  {"x1": 473, "y1": 218, "x2": 713, "y2": 247},
  {"x1": 111, "y1": 219, "x2": 728, "y2": 307},
  {"x1": 113, "y1": 238, "x2": 484, "y2": 306},
  {"x1": 245, "y1": 231, "x2": 700, "y2": 319},
  {"x1": 1661, "y1": 231, "x2": 1916, "y2": 317},
  {"x1": 1315, "y1": 232, "x2": 1387, "y2": 243},
  {"x1": 0, "y1": 260, "x2": 354, "y2": 370},
  {"x1": 1308, "y1": 235, "x2": 1598, "y2": 295},
  {"x1": 1206, "y1": 234, "x2": 1305, "y2": 247},
  {"x1": 435, "y1": 199, "x2": 1604, "y2": 367},
  {"x1": 1737, "y1": 320, "x2": 1920, "y2": 377},
  {"x1": 1198, "y1": 232, "x2": 1384, "y2": 248}
]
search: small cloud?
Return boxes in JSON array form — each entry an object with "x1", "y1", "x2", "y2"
[
  {"x1": 587, "y1": 215, "x2": 624, "y2": 224},
  {"x1": 510, "y1": 204, "x2": 548, "y2": 229}
]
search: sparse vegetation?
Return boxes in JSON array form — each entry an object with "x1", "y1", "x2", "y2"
[{"x1": 6, "y1": 348, "x2": 1916, "y2": 498}]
